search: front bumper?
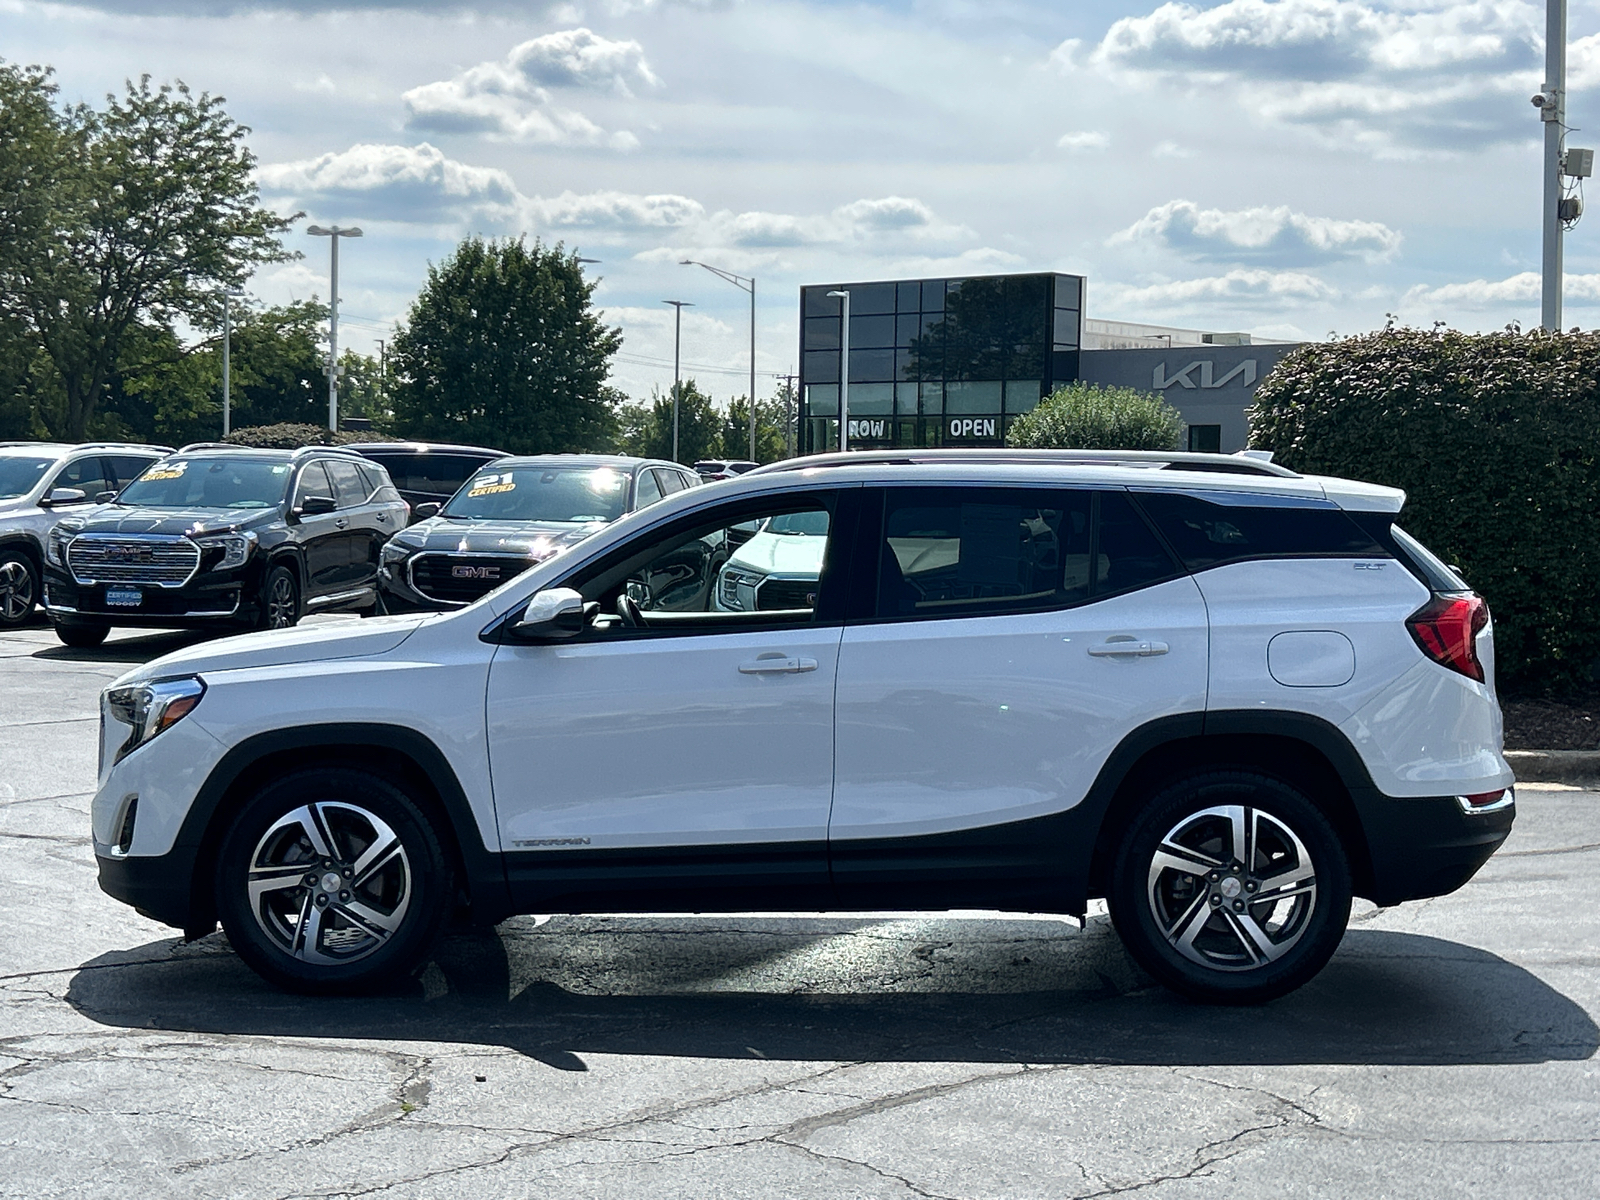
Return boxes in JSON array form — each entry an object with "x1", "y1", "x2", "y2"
[
  {"x1": 97, "y1": 845, "x2": 200, "y2": 931},
  {"x1": 44, "y1": 564, "x2": 256, "y2": 626},
  {"x1": 1355, "y1": 789, "x2": 1516, "y2": 906}
]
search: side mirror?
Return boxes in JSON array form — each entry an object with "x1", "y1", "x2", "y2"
[
  {"x1": 512, "y1": 587, "x2": 592, "y2": 640},
  {"x1": 297, "y1": 494, "x2": 338, "y2": 516},
  {"x1": 42, "y1": 487, "x2": 88, "y2": 507},
  {"x1": 94, "y1": 490, "x2": 118, "y2": 504},
  {"x1": 412, "y1": 502, "x2": 441, "y2": 521}
]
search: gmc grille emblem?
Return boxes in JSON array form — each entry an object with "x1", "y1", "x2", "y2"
[
  {"x1": 452, "y1": 565, "x2": 501, "y2": 580},
  {"x1": 104, "y1": 546, "x2": 151, "y2": 563}
]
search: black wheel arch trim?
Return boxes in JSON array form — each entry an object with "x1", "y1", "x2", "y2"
[{"x1": 128, "y1": 722, "x2": 510, "y2": 936}]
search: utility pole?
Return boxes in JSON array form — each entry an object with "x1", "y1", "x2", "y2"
[
  {"x1": 377, "y1": 338, "x2": 387, "y2": 416},
  {"x1": 1539, "y1": 0, "x2": 1568, "y2": 330},
  {"x1": 779, "y1": 371, "x2": 797, "y2": 459},
  {"x1": 681, "y1": 260, "x2": 756, "y2": 460},
  {"x1": 828, "y1": 290, "x2": 850, "y2": 451},
  {"x1": 663, "y1": 300, "x2": 693, "y2": 461},
  {"x1": 307, "y1": 224, "x2": 363, "y2": 430},
  {"x1": 220, "y1": 289, "x2": 242, "y2": 437}
]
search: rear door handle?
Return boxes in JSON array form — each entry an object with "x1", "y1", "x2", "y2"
[
  {"x1": 1088, "y1": 640, "x2": 1170, "y2": 658},
  {"x1": 377, "y1": 512, "x2": 390, "y2": 523},
  {"x1": 739, "y1": 656, "x2": 818, "y2": 675}
]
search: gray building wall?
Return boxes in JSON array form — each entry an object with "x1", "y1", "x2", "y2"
[{"x1": 1078, "y1": 343, "x2": 1300, "y2": 453}]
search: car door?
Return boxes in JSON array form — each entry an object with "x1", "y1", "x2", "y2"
[
  {"x1": 829, "y1": 485, "x2": 1210, "y2": 909},
  {"x1": 46, "y1": 455, "x2": 115, "y2": 506},
  {"x1": 290, "y1": 461, "x2": 346, "y2": 600},
  {"x1": 485, "y1": 486, "x2": 859, "y2": 912},
  {"x1": 325, "y1": 458, "x2": 383, "y2": 595}
]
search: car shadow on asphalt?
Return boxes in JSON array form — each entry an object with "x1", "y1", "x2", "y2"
[{"x1": 64, "y1": 920, "x2": 1598, "y2": 1070}]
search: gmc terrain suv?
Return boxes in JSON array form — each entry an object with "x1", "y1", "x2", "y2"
[
  {"x1": 91, "y1": 449, "x2": 1514, "y2": 1003},
  {"x1": 44, "y1": 445, "x2": 408, "y2": 646},
  {"x1": 0, "y1": 441, "x2": 170, "y2": 627}
]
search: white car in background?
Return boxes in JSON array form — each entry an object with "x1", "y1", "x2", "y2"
[{"x1": 714, "y1": 509, "x2": 829, "y2": 612}]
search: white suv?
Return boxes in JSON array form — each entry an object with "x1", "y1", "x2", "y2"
[
  {"x1": 0, "y1": 441, "x2": 171, "y2": 627},
  {"x1": 91, "y1": 450, "x2": 1515, "y2": 1003}
]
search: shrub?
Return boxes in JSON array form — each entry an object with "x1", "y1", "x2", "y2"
[
  {"x1": 222, "y1": 422, "x2": 400, "y2": 449},
  {"x1": 1249, "y1": 326, "x2": 1600, "y2": 693},
  {"x1": 1007, "y1": 382, "x2": 1183, "y2": 451}
]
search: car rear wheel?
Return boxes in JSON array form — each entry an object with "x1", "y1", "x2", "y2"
[
  {"x1": 1108, "y1": 771, "x2": 1352, "y2": 1004},
  {"x1": 51, "y1": 616, "x2": 110, "y2": 648},
  {"x1": 0, "y1": 550, "x2": 38, "y2": 627},
  {"x1": 216, "y1": 768, "x2": 452, "y2": 994},
  {"x1": 259, "y1": 564, "x2": 299, "y2": 630}
]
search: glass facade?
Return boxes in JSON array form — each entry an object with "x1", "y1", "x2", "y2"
[{"x1": 798, "y1": 272, "x2": 1085, "y2": 452}]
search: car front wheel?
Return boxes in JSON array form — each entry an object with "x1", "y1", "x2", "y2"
[
  {"x1": 1108, "y1": 771, "x2": 1352, "y2": 1004},
  {"x1": 0, "y1": 549, "x2": 38, "y2": 626},
  {"x1": 51, "y1": 616, "x2": 110, "y2": 648},
  {"x1": 258, "y1": 564, "x2": 300, "y2": 631},
  {"x1": 215, "y1": 768, "x2": 452, "y2": 994}
]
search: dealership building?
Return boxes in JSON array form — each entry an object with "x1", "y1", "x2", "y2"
[{"x1": 796, "y1": 272, "x2": 1299, "y2": 455}]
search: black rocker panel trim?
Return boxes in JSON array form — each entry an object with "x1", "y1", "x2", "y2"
[{"x1": 175, "y1": 722, "x2": 509, "y2": 932}]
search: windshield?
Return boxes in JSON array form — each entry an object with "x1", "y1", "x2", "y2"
[
  {"x1": 117, "y1": 458, "x2": 292, "y2": 509},
  {"x1": 442, "y1": 466, "x2": 630, "y2": 523},
  {"x1": 0, "y1": 456, "x2": 54, "y2": 501},
  {"x1": 764, "y1": 510, "x2": 831, "y2": 536}
]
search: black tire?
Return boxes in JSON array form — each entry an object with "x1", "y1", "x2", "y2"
[
  {"x1": 258, "y1": 563, "x2": 300, "y2": 631},
  {"x1": 0, "y1": 548, "x2": 39, "y2": 627},
  {"x1": 1108, "y1": 771, "x2": 1352, "y2": 1005},
  {"x1": 215, "y1": 768, "x2": 452, "y2": 994},
  {"x1": 51, "y1": 616, "x2": 110, "y2": 648}
]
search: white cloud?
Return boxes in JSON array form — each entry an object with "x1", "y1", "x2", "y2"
[
  {"x1": 1151, "y1": 140, "x2": 1195, "y2": 159},
  {"x1": 1057, "y1": 130, "x2": 1110, "y2": 152},
  {"x1": 1401, "y1": 271, "x2": 1600, "y2": 308},
  {"x1": 1113, "y1": 199, "x2": 1401, "y2": 263},
  {"x1": 530, "y1": 190, "x2": 707, "y2": 229},
  {"x1": 1098, "y1": 268, "x2": 1338, "y2": 310},
  {"x1": 1086, "y1": 0, "x2": 1546, "y2": 152},
  {"x1": 257, "y1": 142, "x2": 522, "y2": 224},
  {"x1": 402, "y1": 29, "x2": 653, "y2": 148}
]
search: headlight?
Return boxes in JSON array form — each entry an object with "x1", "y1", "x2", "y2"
[
  {"x1": 46, "y1": 528, "x2": 72, "y2": 566},
  {"x1": 718, "y1": 567, "x2": 764, "y2": 611},
  {"x1": 195, "y1": 531, "x2": 257, "y2": 571},
  {"x1": 381, "y1": 536, "x2": 422, "y2": 564},
  {"x1": 104, "y1": 676, "x2": 205, "y2": 764}
]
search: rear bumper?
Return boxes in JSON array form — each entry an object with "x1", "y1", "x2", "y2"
[{"x1": 1354, "y1": 789, "x2": 1515, "y2": 906}]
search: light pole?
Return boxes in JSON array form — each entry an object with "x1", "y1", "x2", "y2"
[
  {"x1": 219, "y1": 289, "x2": 243, "y2": 437},
  {"x1": 681, "y1": 260, "x2": 756, "y2": 461},
  {"x1": 306, "y1": 224, "x2": 363, "y2": 430},
  {"x1": 663, "y1": 300, "x2": 693, "y2": 461},
  {"x1": 827, "y1": 289, "x2": 850, "y2": 451},
  {"x1": 1538, "y1": 0, "x2": 1568, "y2": 330}
]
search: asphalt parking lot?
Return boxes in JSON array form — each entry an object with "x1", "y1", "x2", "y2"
[{"x1": 1, "y1": 615, "x2": 1598, "y2": 1199}]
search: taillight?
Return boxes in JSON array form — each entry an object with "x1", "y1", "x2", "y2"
[{"x1": 1407, "y1": 594, "x2": 1488, "y2": 682}]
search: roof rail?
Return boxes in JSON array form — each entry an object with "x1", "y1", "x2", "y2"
[
  {"x1": 76, "y1": 441, "x2": 175, "y2": 452},
  {"x1": 747, "y1": 448, "x2": 1300, "y2": 479},
  {"x1": 175, "y1": 442, "x2": 241, "y2": 453},
  {"x1": 292, "y1": 444, "x2": 367, "y2": 459}
]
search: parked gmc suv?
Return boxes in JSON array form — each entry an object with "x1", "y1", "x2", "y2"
[
  {"x1": 90, "y1": 449, "x2": 1514, "y2": 1003},
  {"x1": 43, "y1": 445, "x2": 408, "y2": 646}
]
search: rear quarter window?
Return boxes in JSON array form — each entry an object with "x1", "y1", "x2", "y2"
[{"x1": 1132, "y1": 490, "x2": 1387, "y2": 571}]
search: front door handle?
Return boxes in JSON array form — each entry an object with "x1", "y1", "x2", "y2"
[
  {"x1": 334, "y1": 517, "x2": 349, "y2": 529},
  {"x1": 1088, "y1": 639, "x2": 1170, "y2": 658},
  {"x1": 739, "y1": 656, "x2": 818, "y2": 675},
  {"x1": 377, "y1": 512, "x2": 390, "y2": 523}
]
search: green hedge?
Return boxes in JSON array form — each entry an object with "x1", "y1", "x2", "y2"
[
  {"x1": 1249, "y1": 328, "x2": 1600, "y2": 693},
  {"x1": 221, "y1": 423, "x2": 399, "y2": 449},
  {"x1": 1007, "y1": 381, "x2": 1183, "y2": 451}
]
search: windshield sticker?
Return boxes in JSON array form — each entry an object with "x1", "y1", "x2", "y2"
[
  {"x1": 141, "y1": 462, "x2": 188, "y2": 482},
  {"x1": 468, "y1": 472, "x2": 516, "y2": 497}
]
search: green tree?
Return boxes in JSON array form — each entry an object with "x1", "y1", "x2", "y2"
[
  {"x1": 390, "y1": 238, "x2": 622, "y2": 453},
  {"x1": 721, "y1": 389, "x2": 791, "y2": 463},
  {"x1": 1007, "y1": 381, "x2": 1183, "y2": 451},
  {"x1": 616, "y1": 380, "x2": 723, "y2": 463},
  {"x1": 0, "y1": 66, "x2": 296, "y2": 440}
]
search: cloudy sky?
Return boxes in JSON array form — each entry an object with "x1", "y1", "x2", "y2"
[{"x1": 4, "y1": 0, "x2": 1599, "y2": 401}]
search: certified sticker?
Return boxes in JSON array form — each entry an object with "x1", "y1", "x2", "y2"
[
  {"x1": 468, "y1": 472, "x2": 516, "y2": 497},
  {"x1": 141, "y1": 462, "x2": 188, "y2": 482}
]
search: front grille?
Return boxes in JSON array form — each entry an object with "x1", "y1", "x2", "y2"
[
  {"x1": 756, "y1": 577, "x2": 818, "y2": 611},
  {"x1": 68, "y1": 536, "x2": 199, "y2": 588},
  {"x1": 409, "y1": 553, "x2": 530, "y2": 604}
]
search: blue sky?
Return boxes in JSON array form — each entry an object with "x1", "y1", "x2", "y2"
[{"x1": 4, "y1": 0, "x2": 1599, "y2": 401}]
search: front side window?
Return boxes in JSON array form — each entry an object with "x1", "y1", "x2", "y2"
[
  {"x1": 293, "y1": 461, "x2": 334, "y2": 507},
  {"x1": 442, "y1": 465, "x2": 630, "y2": 523},
  {"x1": 51, "y1": 456, "x2": 114, "y2": 499},
  {"x1": 325, "y1": 459, "x2": 370, "y2": 508},
  {"x1": 120, "y1": 457, "x2": 293, "y2": 510},
  {"x1": 634, "y1": 469, "x2": 664, "y2": 509},
  {"x1": 564, "y1": 494, "x2": 838, "y2": 634}
]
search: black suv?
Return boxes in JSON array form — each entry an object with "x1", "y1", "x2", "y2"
[
  {"x1": 42, "y1": 445, "x2": 409, "y2": 646},
  {"x1": 344, "y1": 442, "x2": 508, "y2": 514},
  {"x1": 378, "y1": 454, "x2": 701, "y2": 611}
]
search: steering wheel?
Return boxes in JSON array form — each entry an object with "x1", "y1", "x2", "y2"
[{"x1": 617, "y1": 592, "x2": 642, "y2": 628}]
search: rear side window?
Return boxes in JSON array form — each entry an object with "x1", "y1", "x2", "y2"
[{"x1": 1132, "y1": 490, "x2": 1387, "y2": 571}]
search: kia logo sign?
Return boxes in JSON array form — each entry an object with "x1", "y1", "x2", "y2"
[
  {"x1": 947, "y1": 417, "x2": 997, "y2": 440},
  {"x1": 451, "y1": 565, "x2": 501, "y2": 580},
  {"x1": 1152, "y1": 359, "x2": 1257, "y2": 390}
]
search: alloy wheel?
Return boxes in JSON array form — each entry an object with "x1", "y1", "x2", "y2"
[
  {"x1": 246, "y1": 801, "x2": 412, "y2": 966},
  {"x1": 1145, "y1": 804, "x2": 1317, "y2": 972},
  {"x1": 0, "y1": 559, "x2": 36, "y2": 623},
  {"x1": 266, "y1": 574, "x2": 296, "y2": 629}
]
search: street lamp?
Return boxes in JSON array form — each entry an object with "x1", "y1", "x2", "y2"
[
  {"x1": 827, "y1": 289, "x2": 850, "y2": 451},
  {"x1": 306, "y1": 224, "x2": 363, "y2": 431},
  {"x1": 682, "y1": 260, "x2": 756, "y2": 461},
  {"x1": 219, "y1": 288, "x2": 244, "y2": 437},
  {"x1": 662, "y1": 300, "x2": 694, "y2": 462}
]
